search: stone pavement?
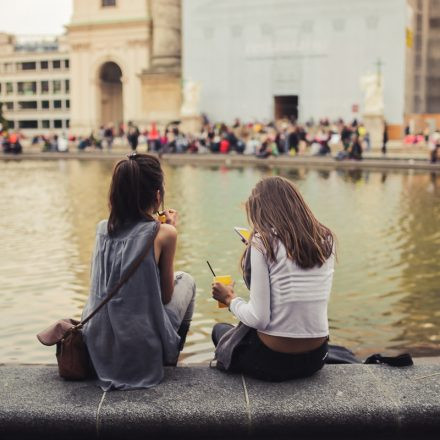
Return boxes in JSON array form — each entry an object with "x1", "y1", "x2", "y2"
[{"x1": 0, "y1": 364, "x2": 439, "y2": 439}]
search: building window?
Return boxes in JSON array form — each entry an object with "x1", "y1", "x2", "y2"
[
  {"x1": 0, "y1": 83, "x2": 2, "y2": 95},
  {"x1": 21, "y1": 62, "x2": 36, "y2": 71},
  {"x1": 41, "y1": 61, "x2": 48, "y2": 70},
  {"x1": 53, "y1": 80, "x2": 62, "y2": 94},
  {"x1": 65, "y1": 99, "x2": 70, "y2": 109},
  {"x1": 18, "y1": 101, "x2": 38, "y2": 110},
  {"x1": 66, "y1": 119, "x2": 70, "y2": 128},
  {"x1": 416, "y1": 34, "x2": 422, "y2": 51},
  {"x1": 54, "y1": 119, "x2": 63, "y2": 128},
  {"x1": 42, "y1": 100, "x2": 50, "y2": 109},
  {"x1": 64, "y1": 60, "x2": 70, "y2": 69},
  {"x1": 6, "y1": 82, "x2": 13, "y2": 95},
  {"x1": 54, "y1": 100, "x2": 62, "y2": 109},
  {"x1": 41, "y1": 81, "x2": 49, "y2": 94},
  {"x1": 430, "y1": 18, "x2": 440, "y2": 28},
  {"x1": 5, "y1": 102, "x2": 14, "y2": 110},
  {"x1": 102, "y1": 0, "x2": 116, "y2": 7},
  {"x1": 9, "y1": 120, "x2": 15, "y2": 129},
  {"x1": 65, "y1": 79, "x2": 70, "y2": 93},
  {"x1": 17, "y1": 81, "x2": 37, "y2": 95},
  {"x1": 18, "y1": 120, "x2": 38, "y2": 129},
  {"x1": 42, "y1": 120, "x2": 50, "y2": 129},
  {"x1": 53, "y1": 60, "x2": 61, "y2": 69}
]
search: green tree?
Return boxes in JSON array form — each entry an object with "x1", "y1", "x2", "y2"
[{"x1": 0, "y1": 101, "x2": 8, "y2": 131}]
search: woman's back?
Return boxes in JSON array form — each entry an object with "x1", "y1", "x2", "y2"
[
  {"x1": 262, "y1": 239, "x2": 334, "y2": 337},
  {"x1": 82, "y1": 219, "x2": 180, "y2": 391}
]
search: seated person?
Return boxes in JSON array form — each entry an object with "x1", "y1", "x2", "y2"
[
  {"x1": 212, "y1": 176, "x2": 335, "y2": 382},
  {"x1": 81, "y1": 154, "x2": 196, "y2": 390}
]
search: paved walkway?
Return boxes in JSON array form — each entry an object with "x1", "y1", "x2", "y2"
[{"x1": 0, "y1": 364, "x2": 439, "y2": 439}]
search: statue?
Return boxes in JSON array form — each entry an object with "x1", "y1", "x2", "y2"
[
  {"x1": 360, "y1": 72, "x2": 384, "y2": 116},
  {"x1": 180, "y1": 80, "x2": 201, "y2": 117}
]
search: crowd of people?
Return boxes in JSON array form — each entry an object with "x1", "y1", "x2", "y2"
[
  {"x1": 72, "y1": 117, "x2": 373, "y2": 161},
  {"x1": 0, "y1": 130, "x2": 22, "y2": 154},
  {"x1": 3, "y1": 116, "x2": 440, "y2": 162}
]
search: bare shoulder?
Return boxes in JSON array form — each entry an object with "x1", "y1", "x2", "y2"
[{"x1": 157, "y1": 223, "x2": 177, "y2": 243}]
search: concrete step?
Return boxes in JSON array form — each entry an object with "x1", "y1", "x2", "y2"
[{"x1": 0, "y1": 364, "x2": 439, "y2": 439}]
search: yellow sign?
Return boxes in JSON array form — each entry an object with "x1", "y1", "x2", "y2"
[{"x1": 406, "y1": 27, "x2": 413, "y2": 49}]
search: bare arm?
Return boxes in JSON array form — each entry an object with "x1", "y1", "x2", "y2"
[{"x1": 157, "y1": 223, "x2": 177, "y2": 304}]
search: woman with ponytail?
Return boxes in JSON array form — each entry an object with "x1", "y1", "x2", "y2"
[
  {"x1": 212, "y1": 176, "x2": 335, "y2": 381},
  {"x1": 81, "y1": 153, "x2": 195, "y2": 391}
]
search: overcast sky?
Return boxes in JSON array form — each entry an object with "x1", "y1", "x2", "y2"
[{"x1": 0, "y1": 0, "x2": 72, "y2": 36}]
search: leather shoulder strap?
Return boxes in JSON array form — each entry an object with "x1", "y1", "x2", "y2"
[{"x1": 80, "y1": 221, "x2": 160, "y2": 327}]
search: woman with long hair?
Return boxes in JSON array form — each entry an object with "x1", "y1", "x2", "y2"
[
  {"x1": 82, "y1": 153, "x2": 195, "y2": 391},
  {"x1": 212, "y1": 176, "x2": 335, "y2": 381}
]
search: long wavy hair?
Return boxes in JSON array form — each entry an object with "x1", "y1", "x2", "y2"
[
  {"x1": 107, "y1": 154, "x2": 164, "y2": 236},
  {"x1": 241, "y1": 176, "x2": 335, "y2": 269}
]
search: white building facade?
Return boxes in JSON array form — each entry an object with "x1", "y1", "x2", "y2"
[
  {"x1": 67, "y1": 0, "x2": 181, "y2": 135},
  {"x1": 183, "y1": 0, "x2": 409, "y2": 130},
  {"x1": 0, "y1": 34, "x2": 70, "y2": 132},
  {"x1": 0, "y1": 0, "x2": 182, "y2": 136}
]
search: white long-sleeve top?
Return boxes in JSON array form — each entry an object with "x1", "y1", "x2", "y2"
[{"x1": 229, "y1": 239, "x2": 334, "y2": 338}]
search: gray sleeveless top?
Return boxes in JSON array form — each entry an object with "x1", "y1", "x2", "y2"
[{"x1": 82, "y1": 220, "x2": 180, "y2": 391}]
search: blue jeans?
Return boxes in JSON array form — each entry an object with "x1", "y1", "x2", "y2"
[{"x1": 165, "y1": 272, "x2": 196, "y2": 351}]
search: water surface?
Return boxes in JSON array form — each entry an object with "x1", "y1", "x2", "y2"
[{"x1": 0, "y1": 160, "x2": 439, "y2": 363}]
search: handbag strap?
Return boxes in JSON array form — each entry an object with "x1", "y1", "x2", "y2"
[{"x1": 78, "y1": 221, "x2": 160, "y2": 328}]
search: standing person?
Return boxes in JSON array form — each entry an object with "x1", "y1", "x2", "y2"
[
  {"x1": 127, "y1": 121, "x2": 140, "y2": 151},
  {"x1": 57, "y1": 132, "x2": 69, "y2": 152},
  {"x1": 147, "y1": 122, "x2": 160, "y2": 152},
  {"x1": 382, "y1": 121, "x2": 388, "y2": 155},
  {"x1": 104, "y1": 124, "x2": 114, "y2": 151},
  {"x1": 429, "y1": 130, "x2": 440, "y2": 163},
  {"x1": 81, "y1": 153, "x2": 196, "y2": 391},
  {"x1": 341, "y1": 125, "x2": 352, "y2": 151},
  {"x1": 349, "y1": 134, "x2": 363, "y2": 160},
  {"x1": 288, "y1": 126, "x2": 300, "y2": 155},
  {"x1": 8, "y1": 131, "x2": 22, "y2": 154},
  {"x1": 211, "y1": 177, "x2": 335, "y2": 382}
]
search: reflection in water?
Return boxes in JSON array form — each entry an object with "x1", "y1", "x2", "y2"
[
  {"x1": 390, "y1": 173, "x2": 440, "y2": 355},
  {"x1": 0, "y1": 161, "x2": 439, "y2": 363}
]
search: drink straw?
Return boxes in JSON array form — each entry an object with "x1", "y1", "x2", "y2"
[{"x1": 206, "y1": 260, "x2": 216, "y2": 277}]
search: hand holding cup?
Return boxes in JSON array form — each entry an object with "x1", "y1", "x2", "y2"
[
  {"x1": 158, "y1": 209, "x2": 178, "y2": 227},
  {"x1": 212, "y1": 276, "x2": 236, "y2": 308}
]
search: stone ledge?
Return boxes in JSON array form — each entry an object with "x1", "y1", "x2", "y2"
[
  {"x1": 2, "y1": 152, "x2": 440, "y2": 172},
  {"x1": 0, "y1": 364, "x2": 439, "y2": 439}
]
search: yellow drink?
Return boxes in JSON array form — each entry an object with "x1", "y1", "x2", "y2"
[{"x1": 213, "y1": 275, "x2": 233, "y2": 308}]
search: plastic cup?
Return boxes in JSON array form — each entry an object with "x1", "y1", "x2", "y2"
[{"x1": 213, "y1": 275, "x2": 233, "y2": 308}]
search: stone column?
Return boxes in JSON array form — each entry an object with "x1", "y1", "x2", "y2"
[{"x1": 150, "y1": 0, "x2": 181, "y2": 71}]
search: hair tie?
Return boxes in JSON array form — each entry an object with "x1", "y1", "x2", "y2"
[{"x1": 127, "y1": 152, "x2": 137, "y2": 160}]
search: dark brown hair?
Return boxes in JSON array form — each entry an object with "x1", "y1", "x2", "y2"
[
  {"x1": 242, "y1": 176, "x2": 335, "y2": 269},
  {"x1": 107, "y1": 154, "x2": 164, "y2": 235}
]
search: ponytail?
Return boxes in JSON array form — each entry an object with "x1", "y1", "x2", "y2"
[{"x1": 107, "y1": 154, "x2": 164, "y2": 235}]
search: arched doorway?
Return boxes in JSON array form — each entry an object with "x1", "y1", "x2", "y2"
[{"x1": 99, "y1": 62, "x2": 123, "y2": 128}]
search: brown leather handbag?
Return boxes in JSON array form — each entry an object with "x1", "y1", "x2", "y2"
[{"x1": 37, "y1": 222, "x2": 160, "y2": 380}]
